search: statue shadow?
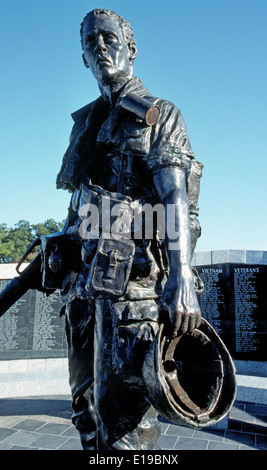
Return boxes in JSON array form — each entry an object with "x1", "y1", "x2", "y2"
[{"x1": 0, "y1": 395, "x2": 72, "y2": 419}]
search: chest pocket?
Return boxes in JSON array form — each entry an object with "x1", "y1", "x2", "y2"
[{"x1": 121, "y1": 121, "x2": 150, "y2": 156}]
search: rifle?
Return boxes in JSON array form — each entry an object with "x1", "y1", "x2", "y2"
[
  {"x1": 0, "y1": 239, "x2": 43, "y2": 318},
  {"x1": 0, "y1": 231, "x2": 83, "y2": 318}
]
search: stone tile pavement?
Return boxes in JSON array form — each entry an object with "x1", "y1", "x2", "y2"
[{"x1": 0, "y1": 395, "x2": 266, "y2": 451}]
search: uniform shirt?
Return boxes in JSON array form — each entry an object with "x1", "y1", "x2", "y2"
[
  {"x1": 57, "y1": 77, "x2": 195, "y2": 197},
  {"x1": 57, "y1": 77, "x2": 200, "y2": 304}
]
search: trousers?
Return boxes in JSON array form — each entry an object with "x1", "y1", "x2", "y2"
[{"x1": 65, "y1": 296, "x2": 161, "y2": 450}]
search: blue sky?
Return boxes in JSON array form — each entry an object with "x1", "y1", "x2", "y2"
[{"x1": 0, "y1": 0, "x2": 266, "y2": 252}]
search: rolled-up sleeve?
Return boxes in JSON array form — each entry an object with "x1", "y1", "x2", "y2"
[{"x1": 143, "y1": 100, "x2": 195, "y2": 173}]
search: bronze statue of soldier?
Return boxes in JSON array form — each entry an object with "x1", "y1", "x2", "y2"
[
  {"x1": 56, "y1": 8, "x2": 202, "y2": 450},
  {"x1": 0, "y1": 8, "x2": 236, "y2": 451}
]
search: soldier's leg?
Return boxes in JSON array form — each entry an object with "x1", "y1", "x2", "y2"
[
  {"x1": 93, "y1": 297, "x2": 161, "y2": 450},
  {"x1": 65, "y1": 298, "x2": 96, "y2": 450}
]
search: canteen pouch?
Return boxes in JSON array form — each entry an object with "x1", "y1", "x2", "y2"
[{"x1": 86, "y1": 235, "x2": 135, "y2": 298}]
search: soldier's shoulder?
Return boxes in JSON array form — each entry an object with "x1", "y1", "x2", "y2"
[
  {"x1": 71, "y1": 101, "x2": 95, "y2": 123},
  {"x1": 156, "y1": 96, "x2": 180, "y2": 113}
]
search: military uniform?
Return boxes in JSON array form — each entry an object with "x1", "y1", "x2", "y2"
[{"x1": 56, "y1": 77, "x2": 202, "y2": 449}]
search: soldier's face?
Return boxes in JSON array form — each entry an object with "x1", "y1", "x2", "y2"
[{"x1": 82, "y1": 15, "x2": 134, "y2": 86}]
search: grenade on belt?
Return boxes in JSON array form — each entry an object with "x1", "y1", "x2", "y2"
[{"x1": 48, "y1": 244, "x2": 63, "y2": 273}]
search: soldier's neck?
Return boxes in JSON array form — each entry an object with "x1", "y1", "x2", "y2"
[{"x1": 98, "y1": 75, "x2": 132, "y2": 107}]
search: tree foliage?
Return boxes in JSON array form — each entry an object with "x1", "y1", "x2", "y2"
[{"x1": 0, "y1": 219, "x2": 65, "y2": 263}]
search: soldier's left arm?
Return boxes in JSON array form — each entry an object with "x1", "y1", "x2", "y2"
[
  {"x1": 144, "y1": 99, "x2": 201, "y2": 336},
  {"x1": 152, "y1": 165, "x2": 201, "y2": 337}
]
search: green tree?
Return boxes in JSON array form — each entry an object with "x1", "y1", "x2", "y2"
[
  {"x1": 0, "y1": 219, "x2": 65, "y2": 263},
  {"x1": 32, "y1": 219, "x2": 64, "y2": 238},
  {"x1": 0, "y1": 224, "x2": 15, "y2": 263},
  {"x1": 8, "y1": 220, "x2": 34, "y2": 262}
]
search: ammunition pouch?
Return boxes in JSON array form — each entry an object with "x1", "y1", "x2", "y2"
[
  {"x1": 85, "y1": 235, "x2": 135, "y2": 298},
  {"x1": 73, "y1": 183, "x2": 136, "y2": 298}
]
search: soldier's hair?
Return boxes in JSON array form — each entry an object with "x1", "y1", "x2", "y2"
[{"x1": 80, "y1": 8, "x2": 136, "y2": 49}]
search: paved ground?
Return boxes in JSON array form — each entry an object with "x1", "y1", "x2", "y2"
[{"x1": 0, "y1": 395, "x2": 266, "y2": 451}]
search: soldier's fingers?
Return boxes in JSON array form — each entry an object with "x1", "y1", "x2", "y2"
[
  {"x1": 195, "y1": 313, "x2": 202, "y2": 329},
  {"x1": 188, "y1": 313, "x2": 198, "y2": 332},
  {"x1": 178, "y1": 312, "x2": 189, "y2": 335},
  {"x1": 188, "y1": 312, "x2": 202, "y2": 332},
  {"x1": 171, "y1": 310, "x2": 182, "y2": 337}
]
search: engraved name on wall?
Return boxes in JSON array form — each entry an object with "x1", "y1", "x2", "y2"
[{"x1": 0, "y1": 280, "x2": 66, "y2": 359}]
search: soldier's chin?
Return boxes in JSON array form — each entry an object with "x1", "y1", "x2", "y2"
[{"x1": 98, "y1": 67, "x2": 115, "y2": 83}]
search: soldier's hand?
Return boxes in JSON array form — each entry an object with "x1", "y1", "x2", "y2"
[{"x1": 159, "y1": 267, "x2": 201, "y2": 337}]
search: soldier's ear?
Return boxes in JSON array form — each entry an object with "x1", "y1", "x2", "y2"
[
  {"x1": 128, "y1": 42, "x2": 137, "y2": 62},
  {"x1": 82, "y1": 53, "x2": 90, "y2": 69}
]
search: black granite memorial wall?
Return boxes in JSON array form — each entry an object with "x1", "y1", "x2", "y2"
[
  {"x1": 0, "y1": 280, "x2": 67, "y2": 360},
  {"x1": 1, "y1": 263, "x2": 266, "y2": 362},
  {"x1": 196, "y1": 264, "x2": 267, "y2": 361}
]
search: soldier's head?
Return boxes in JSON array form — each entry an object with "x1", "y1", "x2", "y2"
[{"x1": 80, "y1": 9, "x2": 137, "y2": 88}]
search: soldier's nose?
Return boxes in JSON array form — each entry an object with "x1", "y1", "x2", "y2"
[{"x1": 94, "y1": 35, "x2": 107, "y2": 54}]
